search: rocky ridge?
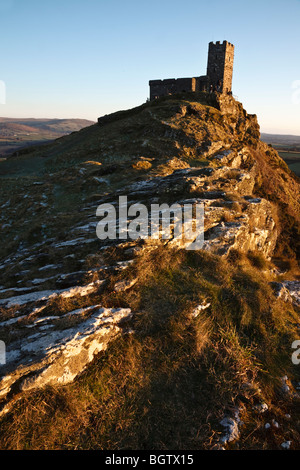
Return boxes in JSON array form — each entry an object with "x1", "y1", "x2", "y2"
[{"x1": 0, "y1": 93, "x2": 299, "y2": 445}]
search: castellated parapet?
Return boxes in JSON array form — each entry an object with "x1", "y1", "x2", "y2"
[{"x1": 149, "y1": 40, "x2": 234, "y2": 100}]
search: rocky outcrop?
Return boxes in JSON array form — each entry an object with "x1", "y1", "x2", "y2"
[
  {"x1": 270, "y1": 281, "x2": 300, "y2": 306},
  {"x1": 0, "y1": 306, "x2": 133, "y2": 416},
  {"x1": 0, "y1": 248, "x2": 137, "y2": 415},
  {"x1": 0, "y1": 155, "x2": 279, "y2": 415},
  {"x1": 0, "y1": 93, "x2": 298, "y2": 421}
]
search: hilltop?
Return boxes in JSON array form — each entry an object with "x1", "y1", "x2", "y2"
[{"x1": 0, "y1": 92, "x2": 299, "y2": 450}]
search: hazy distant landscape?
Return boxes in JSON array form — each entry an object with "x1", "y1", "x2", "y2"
[
  {"x1": 261, "y1": 133, "x2": 300, "y2": 177},
  {"x1": 0, "y1": 118, "x2": 95, "y2": 159}
]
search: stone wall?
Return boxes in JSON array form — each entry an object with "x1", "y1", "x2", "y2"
[
  {"x1": 149, "y1": 76, "x2": 208, "y2": 101},
  {"x1": 149, "y1": 78, "x2": 196, "y2": 101}
]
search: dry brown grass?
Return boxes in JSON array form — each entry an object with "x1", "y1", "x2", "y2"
[
  {"x1": 132, "y1": 160, "x2": 152, "y2": 171},
  {"x1": 0, "y1": 247, "x2": 299, "y2": 450}
]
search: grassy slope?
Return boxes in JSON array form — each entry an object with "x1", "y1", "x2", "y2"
[
  {"x1": 0, "y1": 94, "x2": 299, "y2": 450},
  {"x1": 277, "y1": 152, "x2": 300, "y2": 178},
  {"x1": 0, "y1": 248, "x2": 299, "y2": 450},
  {"x1": 261, "y1": 133, "x2": 300, "y2": 177}
]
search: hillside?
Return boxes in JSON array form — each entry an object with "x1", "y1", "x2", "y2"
[
  {"x1": 0, "y1": 92, "x2": 299, "y2": 450},
  {"x1": 0, "y1": 118, "x2": 95, "y2": 158},
  {"x1": 261, "y1": 133, "x2": 300, "y2": 177}
]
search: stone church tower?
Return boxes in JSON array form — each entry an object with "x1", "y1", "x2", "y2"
[{"x1": 206, "y1": 41, "x2": 235, "y2": 94}]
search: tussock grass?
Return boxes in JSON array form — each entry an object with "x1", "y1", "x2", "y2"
[
  {"x1": 0, "y1": 246, "x2": 299, "y2": 450},
  {"x1": 247, "y1": 250, "x2": 268, "y2": 270}
]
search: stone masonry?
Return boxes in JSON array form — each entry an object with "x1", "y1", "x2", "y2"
[{"x1": 149, "y1": 40, "x2": 234, "y2": 100}]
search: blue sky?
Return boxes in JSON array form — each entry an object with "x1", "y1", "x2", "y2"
[{"x1": 1, "y1": 0, "x2": 300, "y2": 134}]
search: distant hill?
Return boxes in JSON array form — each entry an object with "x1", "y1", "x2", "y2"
[
  {"x1": 261, "y1": 133, "x2": 300, "y2": 147},
  {"x1": 0, "y1": 117, "x2": 95, "y2": 157},
  {"x1": 0, "y1": 117, "x2": 95, "y2": 137}
]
